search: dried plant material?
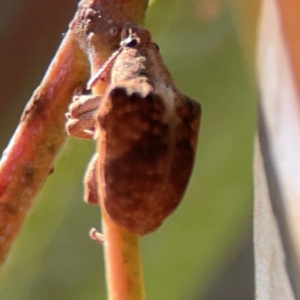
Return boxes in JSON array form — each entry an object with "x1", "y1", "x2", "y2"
[
  {"x1": 256, "y1": 0, "x2": 300, "y2": 297},
  {"x1": 254, "y1": 138, "x2": 295, "y2": 300}
]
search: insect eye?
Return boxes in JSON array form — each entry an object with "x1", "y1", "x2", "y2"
[
  {"x1": 109, "y1": 26, "x2": 118, "y2": 36},
  {"x1": 125, "y1": 39, "x2": 138, "y2": 48}
]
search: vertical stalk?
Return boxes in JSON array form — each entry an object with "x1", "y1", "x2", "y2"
[
  {"x1": 91, "y1": 67, "x2": 145, "y2": 300},
  {"x1": 85, "y1": 1, "x2": 148, "y2": 298},
  {"x1": 102, "y1": 209, "x2": 145, "y2": 300}
]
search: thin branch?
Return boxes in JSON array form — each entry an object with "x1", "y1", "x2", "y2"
[
  {"x1": 102, "y1": 209, "x2": 145, "y2": 300},
  {"x1": 89, "y1": 12, "x2": 147, "y2": 298},
  {"x1": 91, "y1": 73, "x2": 146, "y2": 300},
  {"x1": 0, "y1": 0, "x2": 147, "y2": 266},
  {"x1": 0, "y1": 33, "x2": 88, "y2": 264}
]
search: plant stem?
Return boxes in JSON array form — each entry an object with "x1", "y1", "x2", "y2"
[
  {"x1": 102, "y1": 209, "x2": 145, "y2": 300},
  {"x1": 0, "y1": 33, "x2": 89, "y2": 265},
  {"x1": 91, "y1": 53, "x2": 146, "y2": 300},
  {"x1": 0, "y1": 0, "x2": 148, "y2": 266}
]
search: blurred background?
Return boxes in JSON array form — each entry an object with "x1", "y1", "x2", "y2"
[{"x1": 0, "y1": 0, "x2": 258, "y2": 299}]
